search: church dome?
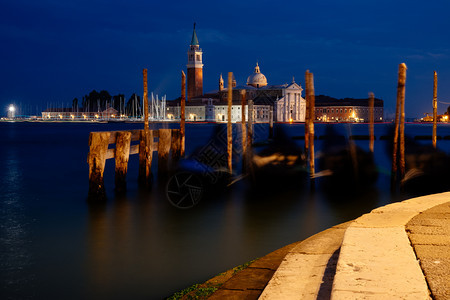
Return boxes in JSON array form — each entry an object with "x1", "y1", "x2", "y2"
[{"x1": 247, "y1": 63, "x2": 268, "y2": 88}]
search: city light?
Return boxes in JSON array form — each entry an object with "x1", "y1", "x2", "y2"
[{"x1": 7, "y1": 104, "x2": 16, "y2": 119}]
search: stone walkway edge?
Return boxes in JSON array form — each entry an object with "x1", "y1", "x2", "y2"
[{"x1": 260, "y1": 191, "x2": 450, "y2": 300}]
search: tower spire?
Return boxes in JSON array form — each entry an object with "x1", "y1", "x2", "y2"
[{"x1": 191, "y1": 22, "x2": 199, "y2": 46}]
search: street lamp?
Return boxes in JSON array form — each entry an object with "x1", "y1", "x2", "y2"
[{"x1": 7, "y1": 104, "x2": 15, "y2": 119}]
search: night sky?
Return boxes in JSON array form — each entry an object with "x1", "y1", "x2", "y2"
[{"x1": 2, "y1": 0, "x2": 450, "y2": 118}]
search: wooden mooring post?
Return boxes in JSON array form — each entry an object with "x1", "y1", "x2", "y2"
[
  {"x1": 227, "y1": 72, "x2": 233, "y2": 173},
  {"x1": 88, "y1": 129, "x2": 181, "y2": 198},
  {"x1": 391, "y1": 63, "x2": 407, "y2": 188},
  {"x1": 115, "y1": 131, "x2": 131, "y2": 193},
  {"x1": 306, "y1": 71, "x2": 315, "y2": 179},
  {"x1": 399, "y1": 65, "x2": 406, "y2": 180},
  {"x1": 139, "y1": 68, "x2": 152, "y2": 186},
  {"x1": 143, "y1": 69, "x2": 149, "y2": 132},
  {"x1": 304, "y1": 70, "x2": 310, "y2": 154},
  {"x1": 158, "y1": 129, "x2": 172, "y2": 175},
  {"x1": 369, "y1": 92, "x2": 375, "y2": 153},
  {"x1": 138, "y1": 129, "x2": 153, "y2": 186},
  {"x1": 247, "y1": 99, "x2": 254, "y2": 166},
  {"x1": 88, "y1": 132, "x2": 111, "y2": 198},
  {"x1": 269, "y1": 107, "x2": 273, "y2": 139},
  {"x1": 241, "y1": 90, "x2": 247, "y2": 157},
  {"x1": 433, "y1": 71, "x2": 438, "y2": 149},
  {"x1": 181, "y1": 71, "x2": 186, "y2": 157}
]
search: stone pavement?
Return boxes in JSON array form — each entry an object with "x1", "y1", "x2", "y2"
[
  {"x1": 407, "y1": 201, "x2": 450, "y2": 300},
  {"x1": 207, "y1": 192, "x2": 450, "y2": 299}
]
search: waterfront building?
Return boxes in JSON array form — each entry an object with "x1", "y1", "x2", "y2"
[
  {"x1": 167, "y1": 25, "x2": 306, "y2": 123},
  {"x1": 42, "y1": 107, "x2": 119, "y2": 120},
  {"x1": 314, "y1": 95, "x2": 384, "y2": 122}
]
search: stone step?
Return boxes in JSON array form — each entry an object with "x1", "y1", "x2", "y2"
[
  {"x1": 259, "y1": 192, "x2": 450, "y2": 300},
  {"x1": 331, "y1": 192, "x2": 449, "y2": 299},
  {"x1": 259, "y1": 221, "x2": 351, "y2": 299}
]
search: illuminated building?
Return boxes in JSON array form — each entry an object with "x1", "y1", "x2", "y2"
[{"x1": 314, "y1": 95, "x2": 384, "y2": 122}]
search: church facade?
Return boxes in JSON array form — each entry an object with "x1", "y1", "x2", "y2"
[{"x1": 166, "y1": 24, "x2": 306, "y2": 123}]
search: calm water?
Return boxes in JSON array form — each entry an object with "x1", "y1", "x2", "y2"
[{"x1": 1, "y1": 121, "x2": 449, "y2": 299}]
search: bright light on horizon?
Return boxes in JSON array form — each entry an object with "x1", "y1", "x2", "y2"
[{"x1": 8, "y1": 104, "x2": 15, "y2": 112}]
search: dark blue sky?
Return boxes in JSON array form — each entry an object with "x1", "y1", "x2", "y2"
[{"x1": 2, "y1": 0, "x2": 450, "y2": 118}]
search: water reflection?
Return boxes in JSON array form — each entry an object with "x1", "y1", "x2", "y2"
[{"x1": 0, "y1": 149, "x2": 34, "y2": 299}]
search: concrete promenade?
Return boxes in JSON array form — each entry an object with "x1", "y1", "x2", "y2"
[{"x1": 209, "y1": 192, "x2": 450, "y2": 299}]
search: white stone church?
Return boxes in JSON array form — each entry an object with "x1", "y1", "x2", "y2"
[{"x1": 166, "y1": 25, "x2": 306, "y2": 123}]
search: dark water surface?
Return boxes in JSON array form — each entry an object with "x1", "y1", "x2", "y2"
[{"x1": 1, "y1": 122, "x2": 449, "y2": 299}]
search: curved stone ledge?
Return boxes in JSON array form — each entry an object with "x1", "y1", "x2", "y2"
[
  {"x1": 332, "y1": 192, "x2": 450, "y2": 300},
  {"x1": 260, "y1": 192, "x2": 450, "y2": 300}
]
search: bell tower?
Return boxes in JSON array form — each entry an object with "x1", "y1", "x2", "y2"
[
  {"x1": 219, "y1": 73, "x2": 224, "y2": 91},
  {"x1": 187, "y1": 23, "x2": 203, "y2": 102}
]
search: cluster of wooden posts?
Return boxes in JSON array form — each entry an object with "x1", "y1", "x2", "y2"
[
  {"x1": 303, "y1": 63, "x2": 442, "y2": 191},
  {"x1": 390, "y1": 64, "x2": 440, "y2": 189},
  {"x1": 87, "y1": 69, "x2": 184, "y2": 199},
  {"x1": 226, "y1": 72, "x2": 256, "y2": 173},
  {"x1": 87, "y1": 128, "x2": 182, "y2": 197},
  {"x1": 88, "y1": 64, "x2": 441, "y2": 198}
]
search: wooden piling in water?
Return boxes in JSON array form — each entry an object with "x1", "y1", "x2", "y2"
[
  {"x1": 88, "y1": 132, "x2": 111, "y2": 198},
  {"x1": 87, "y1": 128, "x2": 183, "y2": 196},
  {"x1": 171, "y1": 129, "x2": 181, "y2": 164},
  {"x1": 392, "y1": 63, "x2": 407, "y2": 186},
  {"x1": 304, "y1": 70, "x2": 310, "y2": 154},
  {"x1": 241, "y1": 90, "x2": 247, "y2": 158},
  {"x1": 433, "y1": 71, "x2": 438, "y2": 149},
  {"x1": 181, "y1": 71, "x2": 186, "y2": 157},
  {"x1": 369, "y1": 92, "x2": 375, "y2": 153},
  {"x1": 399, "y1": 65, "x2": 406, "y2": 180},
  {"x1": 269, "y1": 108, "x2": 273, "y2": 139},
  {"x1": 143, "y1": 69, "x2": 149, "y2": 132},
  {"x1": 138, "y1": 130, "x2": 153, "y2": 186},
  {"x1": 114, "y1": 131, "x2": 131, "y2": 193},
  {"x1": 227, "y1": 72, "x2": 233, "y2": 173},
  {"x1": 306, "y1": 71, "x2": 315, "y2": 179},
  {"x1": 158, "y1": 129, "x2": 172, "y2": 175},
  {"x1": 247, "y1": 100, "x2": 254, "y2": 162}
]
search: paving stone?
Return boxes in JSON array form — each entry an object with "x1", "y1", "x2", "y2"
[
  {"x1": 250, "y1": 242, "x2": 299, "y2": 270},
  {"x1": 207, "y1": 289, "x2": 261, "y2": 300},
  {"x1": 352, "y1": 210, "x2": 419, "y2": 227},
  {"x1": 259, "y1": 253, "x2": 332, "y2": 300},
  {"x1": 260, "y1": 224, "x2": 349, "y2": 300},
  {"x1": 424, "y1": 202, "x2": 450, "y2": 214},
  {"x1": 406, "y1": 225, "x2": 448, "y2": 235},
  {"x1": 220, "y1": 268, "x2": 274, "y2": 290},
  {"x1": 332, "y1": 227, "x2": 430, "y2": 299},
  {"x1": 291, "y1": 227, "x2": 346, "y2": 254},
  {"x1": 407, "y1": 217, "x2": 450, "y2": 227},
  {"x1": 408, "y1": 233, "x2": 450, "y2": 245},
  {"x1": 411, "y1": 212, "x2": 450, "y2": 220},
  {"x1": 419, "y1": 258, "x2": 450, "y2": 300},
  {"x1": 407, "y1": 198, "x2": 450, "y2": 300},
  {"x1": 414, "y1": 244, "x2": 450, "y2": 259}
]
